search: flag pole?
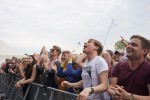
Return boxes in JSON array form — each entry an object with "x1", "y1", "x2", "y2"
[{"x1": 103, "y1": 18, "x2": 114, "y2": 48}]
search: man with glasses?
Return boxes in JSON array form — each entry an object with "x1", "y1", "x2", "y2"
[{"x1": 42, "y1": 45, "x2": 61, "y2": 89}]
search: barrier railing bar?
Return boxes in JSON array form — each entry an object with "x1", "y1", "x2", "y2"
[
  {"x1": 3, "y1": 76, "x2": 14, "y2": 99},
  {"x1": 49, "y1": 91, "x2": 54, "y2": 100},
  {"x1": 9, "y1": 77, "x2": 18, "y2": 99},
  {"x1": 14, "y1": 88, "x2": 21, "y2": 100},
  {"x1": 23, "y1": 84, "x2": 31, "y2": 100},
  {"x1": 31, "y1": 82, "x2": 78, "y2": 97},
  {"x1": 0, "y1": 74, "x2": 7, "y2": 99},
  {"x1": 33, "y1": 86, "x2": 40, "y2": 100}
]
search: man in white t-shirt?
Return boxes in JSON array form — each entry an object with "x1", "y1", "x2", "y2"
[{"x1": 62, "y1": 39, "x2": 108, "y2": 100}]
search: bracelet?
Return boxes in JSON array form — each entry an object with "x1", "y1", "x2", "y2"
[{"x1": 129, "y1": 94, "x2": 134, "y2": 100}]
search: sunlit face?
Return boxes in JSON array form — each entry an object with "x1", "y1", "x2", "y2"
[
  {"x1": 126, "y1": 38, "x2": 146, "y2": 59},
  {"x1": 83, "y1": 40, "x2": 96, "y2": 54},
  {"x1": 61, "y1": 52, "x2": 69, "y2": 62}
]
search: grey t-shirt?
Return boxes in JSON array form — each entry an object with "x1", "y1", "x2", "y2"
[{"x1": 82, "y1": 56, "x2": 108, "y2": 100}]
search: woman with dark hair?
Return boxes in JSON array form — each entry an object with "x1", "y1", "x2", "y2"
[{"x1": 15, "y1": 55, "x2": 37, "y2": 100}]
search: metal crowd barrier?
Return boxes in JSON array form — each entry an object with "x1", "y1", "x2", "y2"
[
  {"x1": 0, "y1": 73, "x2": 93, "y2": 100},
  {"x1": 26, "y1": 83, "x2": 79, "y2": 100},
  {"x1": 0, "y1": 73, "x2": 23, "y2": 100}
]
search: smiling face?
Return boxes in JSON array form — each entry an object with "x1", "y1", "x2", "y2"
[
  {"x1": 61, "y1": 51, "x2": 70, "y2": 62},
  {"x1": 126, "y1": 38, "x2": 147, "y2": 60}
]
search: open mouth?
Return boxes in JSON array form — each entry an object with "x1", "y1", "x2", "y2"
[
  {"x1": 84, "y1": 45, "x2": 87, "y2": 49},
  {"x1": 126, "y1": 48, "x2": 133, "y2": 53}
]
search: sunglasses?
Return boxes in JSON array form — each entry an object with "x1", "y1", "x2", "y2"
[
  {"x1": 23, "y1": 61, "x2": 27, "y2": 64},
  {"x1": 50, "y1": 48, "x2": 55, "y2": 52}
]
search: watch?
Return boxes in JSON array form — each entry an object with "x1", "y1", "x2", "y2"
[
  {"x1": 89, "y1": 87, "x2": 94, "y2": 94},
  {"x1": 129, "y1": 94, "x2": 134, "y2": 100}
]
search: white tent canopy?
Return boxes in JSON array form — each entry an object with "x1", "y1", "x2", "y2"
[
  {"x1": 0, "y1": 40, "x2": 27, "y2": 64},
  {"x1": 0, "y1": 40, "x2": 18, "y2": 55}
]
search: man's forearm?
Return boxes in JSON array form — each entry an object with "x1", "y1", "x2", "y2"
[{"x1": 73, "y1": 80, "x2": 83, "y2": 88}]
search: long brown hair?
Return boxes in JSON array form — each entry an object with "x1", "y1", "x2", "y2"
[{"x1": 25, "y1": 55, "x2": 36, "y2": 79}]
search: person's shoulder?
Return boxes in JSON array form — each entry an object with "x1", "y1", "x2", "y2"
[
  {"x1": 115, "y1": 60, "x2": 129, "y2": 68},
  {"x1": 96, "y1": 56, "x2": 108, "y2": 67},
  {"x1": 95, "y1": 56, "x2": 107, "y2": 63},
  {"x1": 140, "y1": 61, "x2": 150, "y2": 75},
  {"x1": 119, "y1": 60, "x2": 128, "y2": 64},
  {"x1": 96, "y1": 56, "x2": 105, "y2": 60},
  {"x1": 54, "y1": 59, "x2": 61, "y2": 67},
  {"x1": 54, "y1": 59, "x2": 61, "y2": 62},
  {"x1": 143, "y1": 60, "x2": 150, "y2": 68}
]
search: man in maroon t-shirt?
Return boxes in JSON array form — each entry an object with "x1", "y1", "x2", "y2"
[{"x1": 108, "y1": 35, "x2": 150, "y2": 100}]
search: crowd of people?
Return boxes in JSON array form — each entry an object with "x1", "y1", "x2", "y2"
[{"x1": 0, "y1": 35, "x2": 150, "y2": 100}]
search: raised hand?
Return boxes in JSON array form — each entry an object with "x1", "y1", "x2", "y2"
[
  {"x1": 50, "y1": 63, "x2": 57, "y2": 72},
  {"x1": 40, "y1": 46, "x2": 46, "y2": 54},
  {"x1": 120, "y1": 36, "x2": 127, "y2": 47},
  {"x1": 120, "y1": 36, "x2": 124, "y2": 42},
  {"x1": 33, "y1": 53, "x2": 41, "y2": 63},
  {"x1": 68, "y1": 54, "x2": 73, "y2": 61},
  {"x1": 41, "y1": 52, "x2": 48, "y2": 64},
  {"x1": 111, "y1": 85, "x2": 130, "y2": 100}
]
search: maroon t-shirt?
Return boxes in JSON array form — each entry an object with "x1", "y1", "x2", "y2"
[{"x1": 112, "y1": 60, "x2": 150, "y2": 96}]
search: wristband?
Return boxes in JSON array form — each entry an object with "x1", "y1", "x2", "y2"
[
  {"x1": 129, "y1": 94, "x2": 134, "y2": 100},
  {"x1": 89, "y1": 87, "x2": 94, "y2": 94}
]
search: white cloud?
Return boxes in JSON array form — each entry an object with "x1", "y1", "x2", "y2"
[{"x1": 0, "y1": 0, "x2": 150, "y2": 55}]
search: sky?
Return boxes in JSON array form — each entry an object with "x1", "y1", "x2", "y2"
[{"x1": 0, "y1": 0, "x2": 150, "y2": 55}]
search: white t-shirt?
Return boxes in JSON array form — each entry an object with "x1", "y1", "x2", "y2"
[{"x1": 82, "y1": 56, "x2": 108, "y2": 100}]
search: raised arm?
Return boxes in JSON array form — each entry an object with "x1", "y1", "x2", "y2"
[{"x1": 17, "y1": 63, "x2": 25, "y2": 79}]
